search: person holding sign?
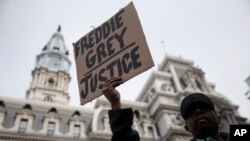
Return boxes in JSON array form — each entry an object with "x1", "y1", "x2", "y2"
[
  {"x1": 74, "y1": 2, "x2": 154, "y2": 140},
  {"x1": 102, "y1": 77, "x2": 140, "y2": 141}
]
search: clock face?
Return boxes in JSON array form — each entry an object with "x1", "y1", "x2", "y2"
[{"x1": 48, "y1": 58, "x2": 61, "y2": 69}]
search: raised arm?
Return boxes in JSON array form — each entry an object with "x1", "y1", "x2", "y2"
[
  {"x1": 102, "y1": 77, "x2": 123, "y2": 109},
  {"x1": 102, "y1": 77, "x2": 140, "y2": 141}
]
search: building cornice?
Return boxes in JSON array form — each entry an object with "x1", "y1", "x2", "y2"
[
  {"x1": 95, "y1": 96, "x2": 148, "y2": 110},
  {"x1": 0, "y1": 132, "x2": 82, "y2": 141}
]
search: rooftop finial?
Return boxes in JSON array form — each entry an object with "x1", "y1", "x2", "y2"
[{"x1": 57, "y1": 25, "x2": 61, "y2": 32}]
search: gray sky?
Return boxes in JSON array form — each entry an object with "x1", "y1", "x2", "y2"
[{"x1": 0, "y1": 0, "x2": 250, "y2": 118}]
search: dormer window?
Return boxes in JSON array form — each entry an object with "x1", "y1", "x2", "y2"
[
  {"x1": 42, "y1": 46, "x2": 47, "y2": 51},
  {"x1": 53, "y1": 46, "x2": 59, "y2": 50},
  {"x1": 23, "y1": 104, "x2": 32, "y2": 110},
  {"x1": 48, "y1": 107, "x2": 57, "y2": 114},
  {"x1": 65, "y1": 50, "x2": 69, "y2": 55},
  {"x1": 72, "y1": 111, "x2": 81, "y2": 118},
  {"x1": 18, "y1": 119, "x2": 28, "y2": 134},
  {"x1": 0, "y1": 100, "x2": 6, "y2": 110}
]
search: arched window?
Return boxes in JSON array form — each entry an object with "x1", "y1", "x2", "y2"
[
  {"x1": 72, "y1": 111, "x2": 81, "y2": 117},
  {"x1": 23, "y1": 104, "x2": 32, "y2": 110},
  {"x1": 44, "y1": 96, "x2": 53, "y2": 102},
  {"x1": 48, "y1": 107, "x2": 57, "y2": 113}
]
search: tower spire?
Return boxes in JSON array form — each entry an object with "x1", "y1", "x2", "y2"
[
  {"x1": 57, "y1": 25, "x2": 61, "y2": 32},
  {"x1": 26, "y1": 25, "x2": 71, "y2": 105}
]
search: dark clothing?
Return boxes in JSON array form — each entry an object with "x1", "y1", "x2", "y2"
[
  {"x1": 108, "y1": 108, "x2": 140, "y2": 141},
  {"x1": 220, "y1": 132, "x2": 230, "y2": 141},
  {"x1": 108, "y1": 108, "x2": 229, "y2": 141},
  {"x1": 191, "y1": 132, "x2": 229, "y2": 141}
]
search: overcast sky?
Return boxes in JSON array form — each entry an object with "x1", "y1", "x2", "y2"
[{"x1": 0, "y1": 0, "x2": 250, "y2": 118}]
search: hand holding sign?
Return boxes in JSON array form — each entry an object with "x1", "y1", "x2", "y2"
[
  {"x1": 73, "y1": 2, "x2": 154, "y2": 105},
  {"x1": 102, "y1": 77, "x2": 123, "y2": 109}
]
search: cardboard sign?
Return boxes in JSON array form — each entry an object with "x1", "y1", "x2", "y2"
[{"x1": 73, "y1": 2, "x2": 154, "y2": 105}]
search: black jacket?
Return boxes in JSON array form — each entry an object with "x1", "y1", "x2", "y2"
[
  {"x1": 191, "y1": 132, "x2": 229, "y2": 141},
  {"x1": 108, "y1": 108, "x2": 140, "y2": 141}
]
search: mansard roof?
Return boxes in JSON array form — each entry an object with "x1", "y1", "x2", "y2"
[{"x1": 0, "y1": 96, "x2": 94, "y2": 134}]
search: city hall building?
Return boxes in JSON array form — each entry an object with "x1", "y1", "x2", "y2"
[{"x1": 0, "y1": 27, "x2": 247, "y2": 141}]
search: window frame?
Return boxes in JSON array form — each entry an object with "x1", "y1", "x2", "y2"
[
  {"x1": 73, "y1": 124, "x2": 81, "y2": 138},
  {"x1": 18, "y1": 118, "x2": 28, "y2": 134},
  {"x1": 47, "y1": 122, "x2": 55, "y2": 136}
]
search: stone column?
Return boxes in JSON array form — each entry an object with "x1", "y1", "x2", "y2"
[
  {"x1": 58, "y1": 74, "x2": 62, "y2": 88},
  {"x1": 169, "y1": 64, "x2": 182, "y2": 92},
  {"x1": 33, "y1": 71, "x2": 38, "y2": 86},
  {"x1": 103, "y1": 114, "x2": 110, "y2": 132}
]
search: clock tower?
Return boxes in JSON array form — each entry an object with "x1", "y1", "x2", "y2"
[{"x1": 26, "y1": 26, "x2": 71, "y2": 105}]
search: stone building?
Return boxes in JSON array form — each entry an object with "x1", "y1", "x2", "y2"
[{"x1": 0, "y1": 26, "x2": 247, "y2": 141}]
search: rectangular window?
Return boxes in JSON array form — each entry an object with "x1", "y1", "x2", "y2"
[
  {"x1": 148, "y1": 127, "x2": 154, "y2": 138},
  {"x1": 47, "y1": 122, "x2": 55, "y2": 136},
  {"x1": 18, "y1": 119, "x2": 28, "y2": 134},
  {"x1": 73, "y1": 125, "x2": 81, "y2": 138}
]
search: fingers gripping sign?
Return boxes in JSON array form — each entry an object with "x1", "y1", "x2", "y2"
[{"x1": 102, "y1": 77, "x2": 123, "y2": 109}]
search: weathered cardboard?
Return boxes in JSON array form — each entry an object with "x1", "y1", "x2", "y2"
[{"x1": 73, "y1": 2, "x2": 154, "y2": 105}]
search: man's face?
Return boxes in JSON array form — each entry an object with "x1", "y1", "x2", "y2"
[{"x1": 184, "y1": 102, "x2": 220, "y2": 139}]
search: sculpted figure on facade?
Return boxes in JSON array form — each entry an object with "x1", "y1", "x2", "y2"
[
  {"x1": 181, "y1": 67, "x2": 209, "y2": 92},
  {"x1": 161, "y1": 79, "x2": 175, "y2": 93}
]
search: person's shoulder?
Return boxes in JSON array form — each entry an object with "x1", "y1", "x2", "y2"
[
  {"x1": 220, "y1": 132, "x2": 229, "y2": 140},
  {"x1": 108, "y1": 108, "x2": 133, "y2": 117}
]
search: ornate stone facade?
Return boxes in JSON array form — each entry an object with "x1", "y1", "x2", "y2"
[{"x1": 0, "y1": 27, "x2": 247, "y2": 141}]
